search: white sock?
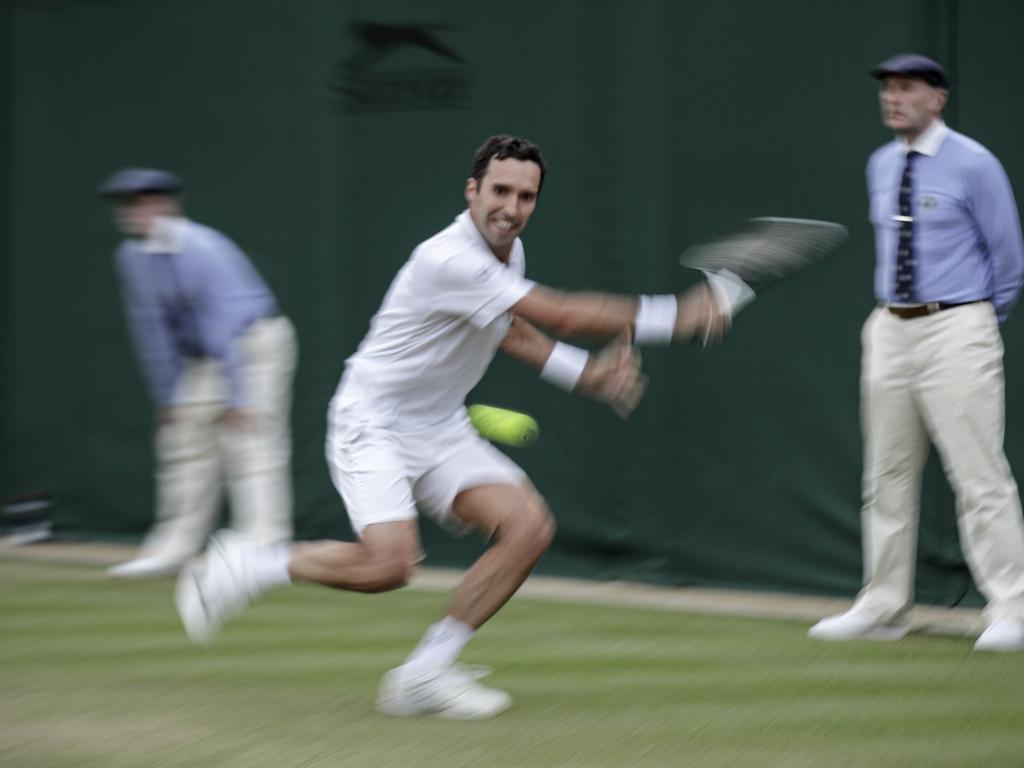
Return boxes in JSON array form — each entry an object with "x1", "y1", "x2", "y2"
[
  {"x1": 250, "y1": 543, "x2": 292, "y2": 591},
  {"x1": 402, "y1": 616, "x2": 474, "y2": 675}
]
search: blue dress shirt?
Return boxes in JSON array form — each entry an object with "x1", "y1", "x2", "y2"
[
  {"x1": 868, "y1": 121, "x2": 1024, "y2": 321},
  {"x1": 115, "y1": 217, "x2": 278, "y2": 407}
]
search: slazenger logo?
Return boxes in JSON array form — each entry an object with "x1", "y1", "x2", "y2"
[{"x1": 334, "y1": 22, "x2": 473, "y2": 113}]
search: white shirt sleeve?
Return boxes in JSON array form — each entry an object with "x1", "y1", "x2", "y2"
[{"x1": 420, "y1": 247, "x2": 536, "y2": 328}]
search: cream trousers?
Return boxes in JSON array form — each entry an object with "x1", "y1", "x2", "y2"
[
  {"x1": 857, "y1": 303, "x2": 1024, "y2": 623},
  {"x1": 138, "y1": 316, "x2": 297, "y2": 561}
]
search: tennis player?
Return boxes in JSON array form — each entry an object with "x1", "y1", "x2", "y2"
[{"x1": 176, "y1": 135, "x2": 728, "y2": 719}]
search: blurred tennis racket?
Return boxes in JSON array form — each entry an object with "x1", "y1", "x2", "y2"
[{"x1": 679, "y1": 217, "x2": 848, "y2": 319}]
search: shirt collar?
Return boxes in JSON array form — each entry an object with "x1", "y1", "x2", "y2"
[
  {"x1": 456, "y1": 209, "x2": 497, "y2": 255},
  {"x1": 455, "y1": 209, "x2": 521, "y2": 266},
  {"x1": 901, "y1": 119, "x2": 948, "y2": 157},
  {"x1": 139, "y1": 215, "x2": 187, "y2": 253},
  {"x1": 457, "y1": 209, "x2": 484, "y2": 243}
]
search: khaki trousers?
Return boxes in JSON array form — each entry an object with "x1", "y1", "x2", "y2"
[
  {"x1": 138, "y1": 316, "x2": 297, "y2": 561},
  {"x1": 856, "y1": 303, "x2": 1024, "y2": 623}
]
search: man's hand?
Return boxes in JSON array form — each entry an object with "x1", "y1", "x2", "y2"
[
  {"x1": 676, "y1": 282, "x2": 731, "y2": 346},
  {"x1": 221, "y1": 407, "x2": 256, "y2": 431},
  {"x1": 156, "y1": 408, "x2": 178, "y2": 427},
  {"x1": 577, "y1": 331, "x2": 648, "y2": 418}
]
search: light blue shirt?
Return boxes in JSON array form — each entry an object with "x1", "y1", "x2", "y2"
[
  {"x1": 868, "y1": 120, "x2": 1024, "y2": 321},
  {"x1": 115, "y1": 217, "x2": 278, "y2": 407}
]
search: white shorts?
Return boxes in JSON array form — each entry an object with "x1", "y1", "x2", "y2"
[{"x1": 325, "y1": 405, "x2": 527, "y2": 536}]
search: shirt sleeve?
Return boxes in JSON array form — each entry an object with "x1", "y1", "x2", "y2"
[
  {"x1": 970, "y1": 152, "x2": 1024, "y2": 322},
  {"x1": 419, "y1": 246, "x2": 536, "y2": 329},
  {"x1": 115, "y1": 246, "x2": 182, "y2": 407},
  {"x1": 865, "y1": 152, "x2": 879, "y2": 208}
]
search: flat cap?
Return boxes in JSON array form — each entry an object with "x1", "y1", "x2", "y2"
[
  {"x1": 98, "y1": 167, "x2": 183, "y2": 198},
  {"x1": 870, "y1": 53, "x2": 949, "y2": 89}
]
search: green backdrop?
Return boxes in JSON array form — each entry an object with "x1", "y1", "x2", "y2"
[{"x1": 2, "y1": 0, "x2": 1022, "y2": 607}]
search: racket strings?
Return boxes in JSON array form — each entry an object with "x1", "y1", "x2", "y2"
[{"x1": 680, "y1": 219, "x2": 847, "y2": 288}]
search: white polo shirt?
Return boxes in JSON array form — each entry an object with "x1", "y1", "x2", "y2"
[{"x1": 331, "y1": 210, "x2": 536, "y2": 430}]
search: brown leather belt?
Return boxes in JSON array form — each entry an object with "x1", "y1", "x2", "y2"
[{"x1": 884, "y1": 300, "x2": 985, "y2": 319}]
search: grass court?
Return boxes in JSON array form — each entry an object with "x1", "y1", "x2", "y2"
[{"x1": 3, "y1": 556, "x2": 1024, "y2": 768}]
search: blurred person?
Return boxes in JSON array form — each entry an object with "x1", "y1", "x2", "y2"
[
  {"x1": 809, "y1": 54, "x2": 1024, "y2": 651},
  {"x1": 100, "y1": 168, "x2": 297, "y2": 578},
  {"x1": 175, "y1": 135, "x2": 729, "y2": 719}
]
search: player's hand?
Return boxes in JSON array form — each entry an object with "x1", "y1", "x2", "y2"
[
  {"x1": 577, "y1": 331, "x2": 648, "y2": 418},
  {"x1": 676, "y1": 282, "x2": 730, "y2": 346}
]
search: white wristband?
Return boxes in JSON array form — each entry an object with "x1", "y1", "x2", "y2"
[
  {"x1": 634, "y1": 294, "x2": 678, "y2": 344},
  {"x1": 541, "y1": 342, "x2": 589, "y2": 392}
]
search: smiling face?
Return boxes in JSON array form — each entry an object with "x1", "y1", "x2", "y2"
[
  {"x1": 465, "y1": 156, "x2": 542, "y2": 261},
  {"x1": 878, "y1": 75, "x2": 947, "y2": 143}
]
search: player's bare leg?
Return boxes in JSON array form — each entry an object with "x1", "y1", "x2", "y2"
[
  {"x1": 176, "y1": 521, "x2": 421, "y2": 645},
  {"x1": 177, "y1": 485, "x2": 553, "y2": 718},
  {"x1": 445, "y1": 482, "x2": 555, "y2": 628},
  {"x1": 288, "y1": 520, "x2": 423, "y2": 593},
  {"x1": 376, "y1": 481, "x2": 554, "y2": 720}
]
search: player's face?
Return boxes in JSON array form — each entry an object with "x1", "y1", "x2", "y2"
[
  {"x1": 110, "y1": 194, "x2": 175, "y2": 238},
  {"x1": 465, "y1": 157, "x2": 542, "y2": 260},
  {"x1": 878, "y1": 75, "x2": 947, "y2": 141}
]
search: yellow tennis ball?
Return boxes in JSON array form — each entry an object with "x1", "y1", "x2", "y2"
[{"x1": 468, "y1": 404, "x2": 539, "y2": 447}]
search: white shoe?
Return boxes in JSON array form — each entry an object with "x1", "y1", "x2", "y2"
[
  {"x1": 376, "y1": 663, "x2": 512, "y2": 720},
  {"x1": 175, "y1": 530, "x2": 262, "y2": 646},
  {"x1": 974, "y1": 619, "x2": 1024, "y2": 652},
  {"x1": 107, "y1": 556, "x2": 183, "y2": 578},
  {"x1": 808, "y1": 607, "x2": 910, "y2": 641}
]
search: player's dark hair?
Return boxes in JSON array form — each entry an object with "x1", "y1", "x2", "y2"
[{"x1": 469, "y1": 135, "x2": 547, "y2": 191}]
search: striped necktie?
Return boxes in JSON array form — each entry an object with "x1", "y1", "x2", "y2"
[{"x1": 894, "y1": 151, "x2": 919, "y2": 302}]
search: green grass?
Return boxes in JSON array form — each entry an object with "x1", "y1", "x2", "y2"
[{"x1": 2, "y1": 558, "x2": 1023, "y2": 768}]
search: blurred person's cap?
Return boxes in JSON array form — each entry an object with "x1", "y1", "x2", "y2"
[
  {"x1": 99, "y1": 168, "x2": 183, "y2": 198},
  {"x1": 870, "y1": 53, "x2": 949, "y2": 89}
]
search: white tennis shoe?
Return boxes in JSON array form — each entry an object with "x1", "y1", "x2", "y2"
[
  {"x1": 808, "y1": 607, "x2": 910, "y2": 641},
  {"x1": 974, "y1": 619, "x2": 1024, "y2": 652},
  {"x1": 107, "y1": 555, "x2": 183, "y2": 579},
  {"x1": 376, "y1": 663, "x2": 512, "y2": 720},
  {"x1": 175, "y1": 530, "x2": 262, "y2": 646}
]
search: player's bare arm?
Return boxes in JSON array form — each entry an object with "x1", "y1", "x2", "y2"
[
  {"x1": 510, "y1": 281, "x2": 728, "y2": 344},
  {"x1": 499, "y1": 316, "x2": 647, "y2": 417}
]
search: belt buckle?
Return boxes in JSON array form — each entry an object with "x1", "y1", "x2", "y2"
[{"x1": 925, "y1": 302, "x2": 941, "y2": 315}]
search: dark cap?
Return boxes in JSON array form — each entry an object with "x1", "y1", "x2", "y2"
[
  {"x1": 870, "y1": 53, "x2": 949, "y2": 89},
  {"x1": 98, "y1": 167, "x2": 183, "y2": 198}
]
